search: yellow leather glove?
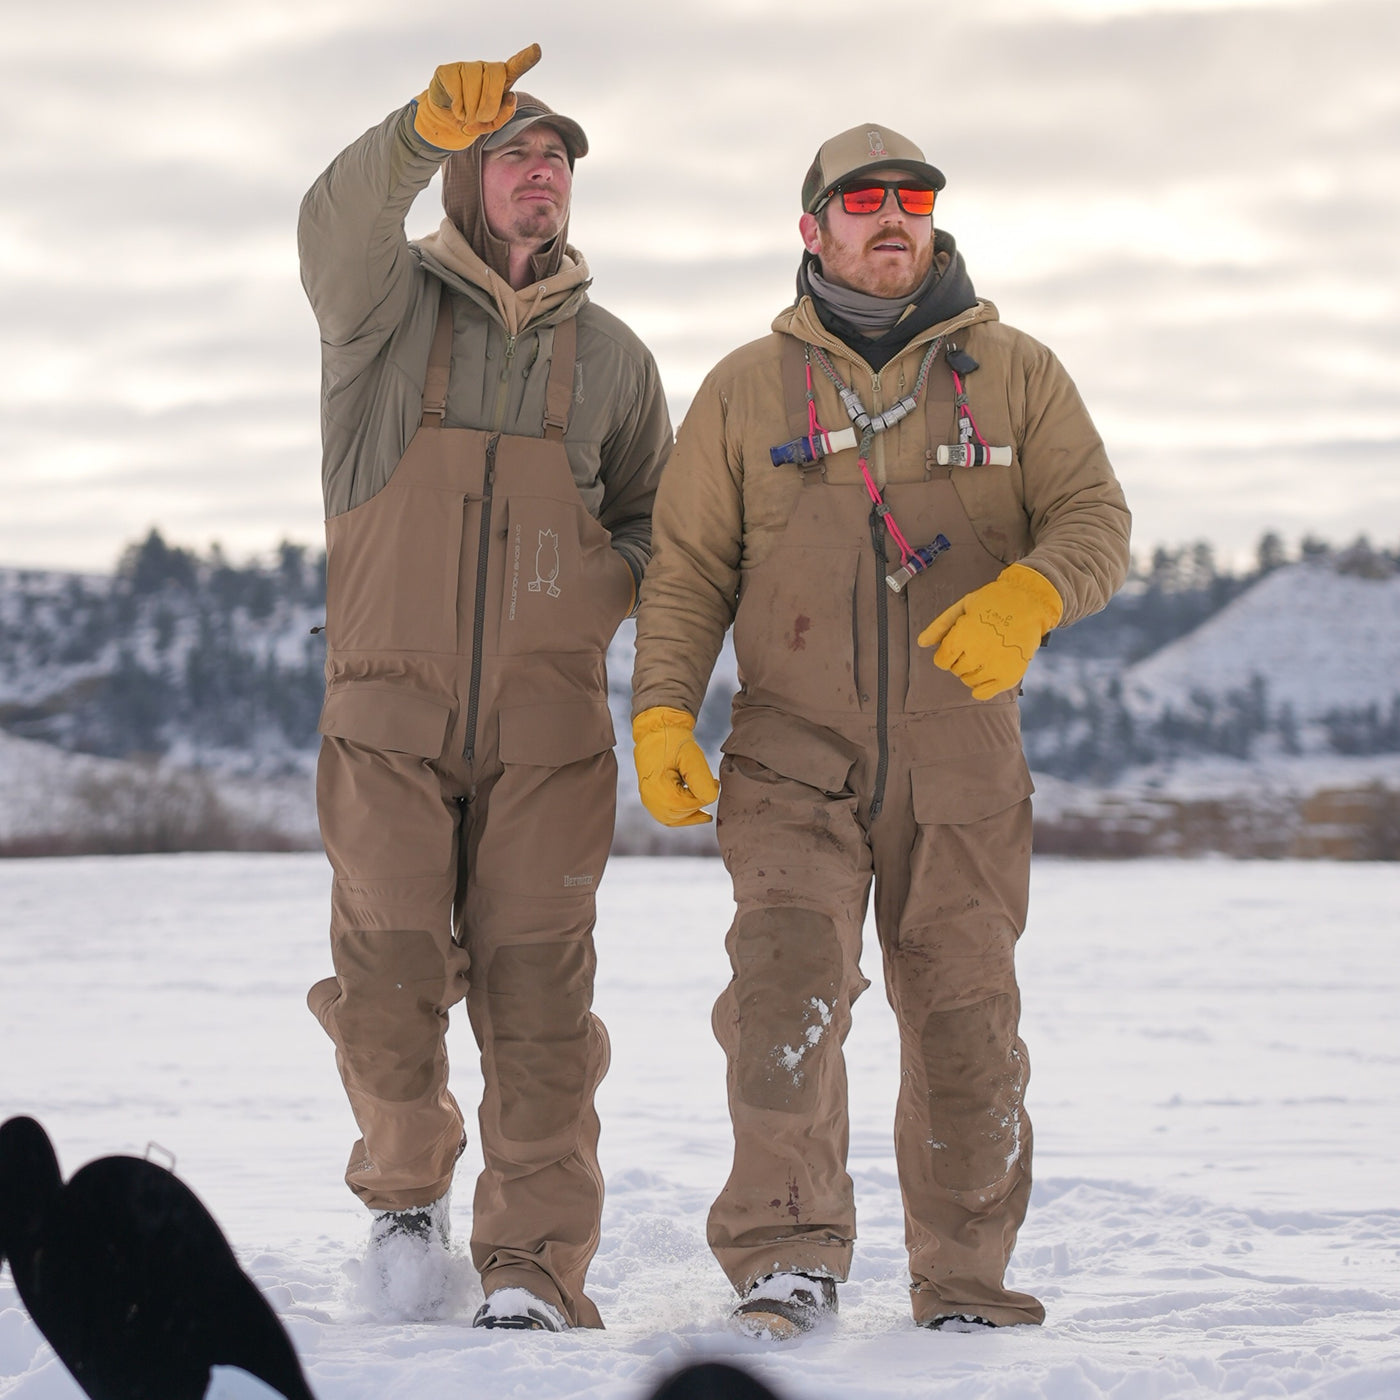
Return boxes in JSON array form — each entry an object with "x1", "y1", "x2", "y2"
[
  {"x1": 632, "y1": 706, "x2": 720, "y2": 827},
  {"x1": 917, "y1": 563, "x2": 1063, "y2": 700},
  {"x1": 413, "y1": 44, "x2": 541, "y2": 151}
]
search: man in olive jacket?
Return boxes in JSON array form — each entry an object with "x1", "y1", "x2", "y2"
[
  {"x1": 632, "y1": 124, "x2": 1129, "y2": 1337},
  {"x1": 299, "y1": 46, "x2": 671, "y2": 1331}
]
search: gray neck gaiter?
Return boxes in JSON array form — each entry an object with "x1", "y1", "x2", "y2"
[{"x1": 807, "y1": 260, "x2": 938, "y2": 336}]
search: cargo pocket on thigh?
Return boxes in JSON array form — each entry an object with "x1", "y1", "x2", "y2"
[
  {"x1": 718, "y1": 708, "x2": 864, "y2": 883},
  {"x1": 478, "y1": 699, "x2": 618, "y2": 898},
  {"x1": 909, "y1": 702, "x2": 1033, "y2": 826},
  {"x1": 721, "y1": 707, "x2": 861, "y2": 796},
  {"x1": 319, "y1": 680, "x2": 450, "y2": 750},
  {"x1": 902, "y1": 711, "x2": 1034, "y2": 971},
  {"x1": 318, "y1": 685, "x2": 453, "y2": 758},
  {"x1": 910, "y1": 749, "x2": 1034, "y2": 828},
  {"x1": 317, "y1": 685, "x2": 455, "y2": 880}
]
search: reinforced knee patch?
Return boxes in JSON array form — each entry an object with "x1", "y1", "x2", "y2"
[
  {"x1": 733, "y1": 907, "x2": 842, "y2": 1112},
  {"x1": 488, "y1": 941, "x2": 593, "y2": 1140},
  {"x1": 329, "y1": 928, "x2": 447, "y2": 1101},
  {"x1": 920, "y1": 994, "x2": 1025, "y2": 1193}
]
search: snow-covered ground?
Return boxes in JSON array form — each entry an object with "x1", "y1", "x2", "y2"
[{"x1": 2, "y1": 854, "x2": 1398, "y2": 1399}]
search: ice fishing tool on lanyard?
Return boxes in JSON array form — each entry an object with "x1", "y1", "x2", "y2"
[{"x1": 769, "y1": 341, "x2": 952, "y2": 593}]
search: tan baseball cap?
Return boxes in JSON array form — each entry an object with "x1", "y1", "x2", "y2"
[
  {"x1": 482, "y1": 92, "x2": 589, "y2": 164},
  {"x1": 801, "y1": 123, "x2": 945, "y2": 213}
]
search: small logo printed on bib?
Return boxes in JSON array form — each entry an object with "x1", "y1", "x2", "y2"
[{"x1": 528, "y1": 529, "x2": 562, "y2": 598}]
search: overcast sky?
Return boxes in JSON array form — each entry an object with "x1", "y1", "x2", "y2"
[{"x1": 1, "y1": 0, "x2": 1395, "y2": 572}]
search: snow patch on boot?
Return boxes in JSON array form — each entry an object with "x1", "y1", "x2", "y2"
[
  {"x1": 472, "y1": 1286, "x2": 569, "y2": 1331},
  {"x1": 731, "y1": 1271, "x2": 838, "y2": 1339},
  {"x1": 348, "y1": 1193, "x2": 473, "y2": 1321}
]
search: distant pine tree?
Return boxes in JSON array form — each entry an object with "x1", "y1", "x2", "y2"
[
  {"x1": 0, "y1": 535, "x2": 328, "y2": 773},
  {"x1": 3, "y1": 528, "x2": 1397, "y2": 787}
]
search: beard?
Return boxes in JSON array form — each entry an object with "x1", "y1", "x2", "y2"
[
  {"x1": 859, "y1": 231, "x2": 935, "y2": 298},
  {"x1": 820, "y1": 226, "x2": 934, "y2": 299},
  {"x1": 499, "y1": 197, "x2": 566, "y2": 249}
]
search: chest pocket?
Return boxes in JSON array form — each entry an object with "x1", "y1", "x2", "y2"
[{"x1": 496, "y1": 485, "x2": 634, "y2": 657}]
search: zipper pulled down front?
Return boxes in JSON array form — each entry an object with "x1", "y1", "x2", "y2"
[
  {"x1": 464, "y1": 433, "x2": 499, "y2": 766},
  {"x1": 869, "y1": 503, "x2": 890, "y2": 820},
  {"x1": 490, "y1": 333, "x2": 518, "y2": 432}
]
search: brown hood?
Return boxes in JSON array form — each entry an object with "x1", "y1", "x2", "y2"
[
  {"x1": 417, "y1": 218, "x2": 590, "y2": 338},
  {"x1": 441, "y1": 91, "x2": 575, "y2": 286}
]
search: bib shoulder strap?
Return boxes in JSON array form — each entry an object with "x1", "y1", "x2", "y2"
[
  {"x1": 542, "y1": 316, "x2": 578, "y2": 441},
  {"x1": 420, "y1": 286, "x2": 454, "y2": 427},
  {"x1": 779, "y1": 336, "x2": 811, "y2": 441}
]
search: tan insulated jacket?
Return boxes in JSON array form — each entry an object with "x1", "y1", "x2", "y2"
[
  {"x1": 298, "y1": 104, "x2": 671, "y2": 586},
  {"x1": 633, "y1": 295, "x2": 1131, "y2": 717}
]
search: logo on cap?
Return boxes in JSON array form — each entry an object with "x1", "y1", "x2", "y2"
[{"x1": 866, "y1": 130, "x2": 888, "y2": 158}]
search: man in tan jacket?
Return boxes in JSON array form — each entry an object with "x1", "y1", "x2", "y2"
[
  {"x1": 299, "y1": 46, "x2": 670, "y2": 1330},
  {"x1": 632, "y1": 124, "x2": 1129, "y2": 1336}
]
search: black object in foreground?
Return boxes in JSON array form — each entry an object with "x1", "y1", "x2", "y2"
[
  {"x1": 648, "y1": 1362, "x2": 786, "y2": 1400},
  {"x1": 0, "y1": 1116, "x2": 783, "y2": 1400},
  {"x1": 0, "y1": 1115, "x2": 314, "y2": 1400}
]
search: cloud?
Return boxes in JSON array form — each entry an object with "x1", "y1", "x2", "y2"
[{"x1": 0, "y1": 0, "x2": 1396, "y2": 568}]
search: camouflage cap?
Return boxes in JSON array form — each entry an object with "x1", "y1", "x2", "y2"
[{"x1": 801, "y1": 123, "x2": 945, "y2": 213}]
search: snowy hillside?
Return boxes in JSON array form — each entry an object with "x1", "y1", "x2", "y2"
[
  {"x1": 2, "y1": 853, "x2": 1398, "y2": 1399},
  {"x1": 997, "y1": 559, "x2": 1400, "y2": 858},
  {"x1": 1122, "y1": 562, "x2": 1400, "y2": 718},
  {"x1": 0, "y1": 543, "x2": 325, "y2": 778},
  {"x1": 2, "y1": 543, "x2": 1398, "y2": 857}
]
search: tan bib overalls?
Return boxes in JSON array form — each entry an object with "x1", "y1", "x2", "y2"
[
  {"x1": 709, "y1": 338, "x2": 1045, "y2": 1326},
  {"x1": 307, "y1": 294, "x2": 634, "y2": 1327}
]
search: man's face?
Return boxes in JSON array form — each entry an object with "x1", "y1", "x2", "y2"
[
  {"x1": 480, "y1": 124, "x2": 573, "y2": 253},
  {"x1": 799, "y1": 167, "x2": 934, "y2": 299}
]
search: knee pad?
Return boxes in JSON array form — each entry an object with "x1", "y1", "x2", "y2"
[
  {"x1": 486, "y1": 941, "x2": 596, "y2": 1140},
  {"x1": 732, "y1": 907, "x2": 844, "y2": 1112},
  {"x1": 328, "y1": 928, "x2": 449, "y2": 1101},
  {"x1": 920, "y1": 994, "x2": 1026, "y2": 1194}
]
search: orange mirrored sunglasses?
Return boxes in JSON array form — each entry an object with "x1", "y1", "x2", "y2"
[{"x1": 819, "y1": 182, "x2": 937, "y2": 218}]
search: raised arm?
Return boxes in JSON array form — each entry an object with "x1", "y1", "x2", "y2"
[{"x1": 297, "y1": 46, "x2": 541, "y2": 352}]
